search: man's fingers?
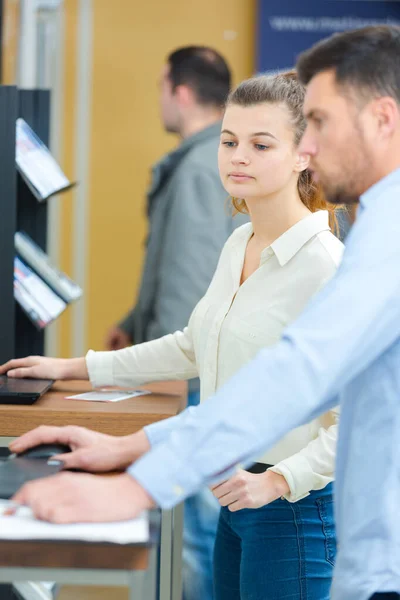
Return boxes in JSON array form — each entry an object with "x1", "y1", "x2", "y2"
[
  {"x1": 31, "y1": 500, "x2": 68, "y2": 523},
  {"x1": 44, "y1": 504, "x2": 76, "y2": 524},
  {"x1": 11, "y1": 482, "x2": 31, "y2": 505},
  {"x1": 54, "y1": 449, "x2": 91, "y2": 471},
  {"x1": 55, "y1": 446, "x2": 111, "y2": 473},
  {"x1": 10, "y1": 425, "x2": 69, "y2": 453},
  {"x1": 12, "y1": 474, "x2": 69, "y2": 517}
]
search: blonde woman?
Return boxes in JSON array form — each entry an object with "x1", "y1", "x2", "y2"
[{"x1": 2, "y1": 72, "x2": 343, "y2": 599}]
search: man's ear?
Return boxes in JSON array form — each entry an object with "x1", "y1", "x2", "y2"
[
  {"x1": 175, "y1": 84, "x2": 195, "y2": 108},
  {"x1": 294, "y1": 152, "x2": 310, "y2": 173},
  {"x1": 372, "y1": 96, "x2": 399, "y2": 141}
]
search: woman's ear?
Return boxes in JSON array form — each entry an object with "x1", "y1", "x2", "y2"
[{"x1": 294, "y1": 152, "x2": 310, "y2": 173}]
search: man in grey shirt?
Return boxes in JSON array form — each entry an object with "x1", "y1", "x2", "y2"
[
  {"x1": 105, "y1": 47, "x2": 246, "y2": 357},
  {"x1": 105, "y1": 46, "x2": 247, "y2": 600}
]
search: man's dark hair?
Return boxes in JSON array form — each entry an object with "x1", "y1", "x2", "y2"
[
  {"x1": 167, "y1": 46, "x2": 231, "y2": 108},
  {"x1": 297, "y1": 25, "x2": 400, "y2": 104}
]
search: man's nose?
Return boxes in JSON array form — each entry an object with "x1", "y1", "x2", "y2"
[{"x1": 299, "y1": 129, "x2": 317, "y2": 156}]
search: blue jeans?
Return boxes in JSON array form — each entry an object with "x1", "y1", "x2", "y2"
[
  {"x1": 182, "y1": 390, "x2": 220, "y2": 600},
  {"x1": 370, "y1": 596, "x2": 400, "y2": 599},
  {"x1": 213, "y1": 483, "x2": 336, "y2": 600}
]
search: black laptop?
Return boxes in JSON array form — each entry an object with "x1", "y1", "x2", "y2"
[
  {"x1": 0, "y1": 376, "x2": 53, "y2": 405},
  {"x1": 0, "y1": 456, "x2": 62, "y2": 498}
]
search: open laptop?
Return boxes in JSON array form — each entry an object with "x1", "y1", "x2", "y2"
[
  {"x1": 0, "y1": 455, "x2": 62, "y2": 498},
  {"x1": 0, "y1": 376, "x2": 53, "y2": 405}
]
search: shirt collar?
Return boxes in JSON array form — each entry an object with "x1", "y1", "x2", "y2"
[
  {"x1": 268, "y1": 210, "x2": 331, "y2": 267},
  {"x1": 153, "y1": 121, "x2": 222, "y2": 172},
  {"x1": 178, "y1": 121, "x2": 222, "y2": 153},
  {"x1": 148, "y1": 122, "x2": 222, "y2": 200},
  {"x1": 359, "y1": 167, "x2": 400, "y2": 214}
]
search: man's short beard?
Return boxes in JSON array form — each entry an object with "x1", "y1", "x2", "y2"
[
  {"x1": 322, "y1": 110, "x2": 372, "y2": 205},
  {"x1": 324, "y1": 184, "x2": 360, "y2": 205}
]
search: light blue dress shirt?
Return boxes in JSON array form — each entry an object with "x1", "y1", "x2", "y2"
[{"x1": 129, "y1": 168, "x2": 400, "y2": 600}]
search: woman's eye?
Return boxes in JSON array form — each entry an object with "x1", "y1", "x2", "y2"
[
  {"x1": 255, "y1": 144, "x2": 269, "y2": 151},
  {"x1": 222, "y1": 141, "x2": 236, "y2": 147}
]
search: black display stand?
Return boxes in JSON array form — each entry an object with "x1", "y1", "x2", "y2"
[
  {"x1": 0, "y1": 0, "x2": 3, "y2": 84},
  {"x1": 0, "y1": 87, "x2": 51, "y2": 364},
  {"x1": 15, "y1": 89, "x2": 51, "y2": 358},
  {"x1": 0, "y1": 86, "x2": 18, "y2": 365}
]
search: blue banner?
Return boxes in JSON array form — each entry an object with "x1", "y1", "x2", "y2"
[{"x1": 258, "y1": 0, "x2": 400, "y2": 72}]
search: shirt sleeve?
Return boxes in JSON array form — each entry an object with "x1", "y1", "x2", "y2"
[
  {"x1": 269, "y1": 405, "x2": 339, "y2": 502},
  {"x1": 85, "y1": 227, "x2": 235, "y2": 390},
  {"x1": 144, "y1": 406, "x2": 198, "y2": 447},
  {"x1": 127, "y1": 188, "x2": 400, "y2": 508},
  {"x1": 85, "y1": 325, "x2": 198, "y2": 389}
]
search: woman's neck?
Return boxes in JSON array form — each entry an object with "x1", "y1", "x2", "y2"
[{"x1": 245, "y1": 185, "x2": 312, "y2": 249}]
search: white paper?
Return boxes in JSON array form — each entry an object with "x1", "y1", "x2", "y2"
[
  {"x1": 0, "y1": 500, "x2": 149, "y2": 544},
  {"x1": 65, "y1": 390, "x2": 151, "y2": 402},
  {"x1": 14, "y1": 257, "x2": 67, "y2": 329},
  {"x1": 16, "y1": 119, "x2": 71, "y2": 201},
  {"x1": 15, "y1": 231, "x2": 82, "y2": 303}
]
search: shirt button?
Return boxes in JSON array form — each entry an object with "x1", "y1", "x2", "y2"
[
  {"x1": 261, "y1": 248, "x2": 273, "y2": 261},
  {"x1": 173, "y1": 485, "x2": 184, "y2": 496}
]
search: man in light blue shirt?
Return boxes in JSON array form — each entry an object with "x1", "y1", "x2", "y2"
[{"x1": 4, "y1": 25, "x2": 400, "y2": 600}]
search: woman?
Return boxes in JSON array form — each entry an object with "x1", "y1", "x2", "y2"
[{"x1": 2, "y1": 72, "x2": 343, "y2": 599}]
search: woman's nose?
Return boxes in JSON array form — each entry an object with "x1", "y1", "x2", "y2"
[{"x1": 231, "y1": 149, "x2": 250, "y2": 165}]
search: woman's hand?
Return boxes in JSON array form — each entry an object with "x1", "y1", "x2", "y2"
[
  {"x1": 0, "y1": 356, "x2": 88, "y2": 381},
  {"x1": 211, "y1": 468, "x2": 290, "y2": 512},
  {"x1": 9, "y1": 425, "x2": 151, "y2": 473}
]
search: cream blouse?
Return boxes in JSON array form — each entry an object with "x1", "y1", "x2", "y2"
[{"x1": 86, "y1": 210, "x2": 344, "y2": 501}]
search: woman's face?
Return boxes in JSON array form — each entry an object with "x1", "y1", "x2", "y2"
[{"x1": 218, "y1": 102, "x2": 305, "y2": 202}]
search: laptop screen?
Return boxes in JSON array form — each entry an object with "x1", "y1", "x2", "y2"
[{"x1": 0, "y1": 376, "x2": 53, "y2": 396}]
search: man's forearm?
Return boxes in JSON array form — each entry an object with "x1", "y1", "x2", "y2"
[{"x1": 128, "y1": 342, "x2": 337, "y2": 508}]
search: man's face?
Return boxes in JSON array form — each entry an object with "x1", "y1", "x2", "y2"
[
  {"x1": 300, "y1": 70, "x2": 375, "y2": 204},
  {"x1": 159, "y1": 64, "x2": 180, "y2": 133}
]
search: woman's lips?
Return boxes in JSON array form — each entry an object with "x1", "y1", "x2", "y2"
[{"x1": 228, "y1": 173, "x2": 254, "y2": 182}]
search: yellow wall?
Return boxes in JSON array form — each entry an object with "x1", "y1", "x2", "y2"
[
  {"x1": 59, "y1": 0, "x2": 256, "y2": 355},
  {"x1": 58, "y1": 0, "x2": 79, "y2": 356},
  {"x1": 1, "y1": 0, "x2": 19, "y2": 84}
]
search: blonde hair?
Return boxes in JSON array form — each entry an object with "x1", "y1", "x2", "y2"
[{"x1": 226, "y1": 71, "x2": 339, "y2": 233}]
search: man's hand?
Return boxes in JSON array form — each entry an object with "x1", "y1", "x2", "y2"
[
  {"x1": 211, "y1": 468, "x2": 290, "y2": 512},
  {"x1": 11, "y1": 472, "x2": 155, "y2": 523},
  {"x1": 104, "y1": 327, "x2": 132, "y2": 351},
  {"x1": 0, "y1": 356, "x2": 88, "y2": 380},
  {"x1": 9, "y1": 425, "x2": 151, "y2": 472}
]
